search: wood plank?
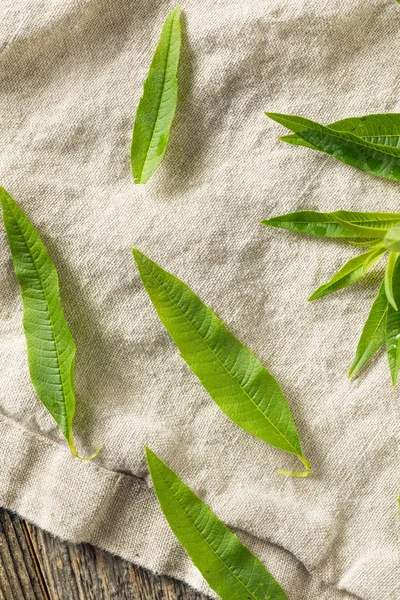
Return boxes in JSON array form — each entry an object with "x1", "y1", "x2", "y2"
[
  {"x1": 0, "y1": 509, "x2": 210, "y2": 600},
  {"x1": 0, "y1": 510, "x2": 48, "y2": 600}
]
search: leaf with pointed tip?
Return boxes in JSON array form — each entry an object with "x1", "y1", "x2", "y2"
[
  {"x1": 386, "y1": 255, "x2": 400, "y2": 385},
  {"x1": 261, "y1": 210, "x2": 400, "y2": 239},
  {"x1": 133, "y1": 249, "x2": 310, "y2": 476},
  {"x1": 281, "y1": 114, "x2": 400, "y2": 149},
  {"x1": 0, "y1": 188, "x2": 99, "y2": 460},
  {"x1": 385, "y1": 251, "x2": 399, "y2": 310},
  {"x1": 308, "y1": 246, "x2": 386, "y2": 302},
  {"x1": 384, "y1": 224, "x2": 400, "y2": 253},
  {"x1": 146, "y1": 448, "x2": 289, "y2": 600},
  {"x1": 348, "y1": 283, "x2": 388, "y2": 378},
  {"x1": 266, "y1": 112, "x2": 400, "y2": 181},
  {"x1": 131, "y1": 7, "x2": 181, "y2": 184}
]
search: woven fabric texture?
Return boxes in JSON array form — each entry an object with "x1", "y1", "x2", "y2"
[{"x1": 0, "y1": 1, "x2": 398, "y2": 598}]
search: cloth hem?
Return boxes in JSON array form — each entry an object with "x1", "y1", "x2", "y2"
[{"x1": 0, "y1": 412, "x2": 361, "y2": 600}]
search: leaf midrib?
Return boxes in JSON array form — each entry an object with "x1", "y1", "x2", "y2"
[
  {"x1": 139, "y1": 14, "x2": 176, "y2": 182},
  {"x1": 144, "y1": 261, "x2": 300, "y2": 456},
  {"x1": 9, "y1": 200, "x2": 70, "y2": 428},
  {"x1": 356, "y1": 135, "x2": 400, "y2": 141},
  {"x1": 291, "y1": 133, "x2": 400, "y2": 142},
  {"x1": 269, "y1": 219, "x2": 399, "y2": 226},
  {"x1": 154, "y1": 460, "x2": 267, "y2": 600}
]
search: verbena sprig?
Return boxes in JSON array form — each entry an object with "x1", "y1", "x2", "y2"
[{"x1": 262, "y1": 210, "x2": 400, "y2": 384}]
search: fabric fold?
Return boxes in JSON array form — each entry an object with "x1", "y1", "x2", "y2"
[{"x1": 0, "y1": 1, "x2": 398, "y2": 598}]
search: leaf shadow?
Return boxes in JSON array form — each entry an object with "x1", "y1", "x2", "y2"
[{"x1": 359, "y1": 268, "x2": 386, "y2": 288}]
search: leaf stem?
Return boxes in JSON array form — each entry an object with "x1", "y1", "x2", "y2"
[
  {"x1": 69, "y1": 434, "x2": 101, "y2": 461},
  {"x1": 277, "y1": 454, "x2": 311, "y2": 478}
]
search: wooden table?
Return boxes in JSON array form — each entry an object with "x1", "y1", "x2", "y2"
[{"x1": 0, "y1": 508, "x2": 210, "y2": 600}]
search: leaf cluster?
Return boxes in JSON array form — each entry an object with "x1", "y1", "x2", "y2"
[
  {"x1": 131, "y1": 7, "x2": 181, "y2": 184},
  {"x1": 262, "y1": 210, "x2": 400, "y2": 384}
]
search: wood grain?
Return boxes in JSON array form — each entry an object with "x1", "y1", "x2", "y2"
[{"x1": 0, "y1": 509, "x2": 210, "y2": 600}]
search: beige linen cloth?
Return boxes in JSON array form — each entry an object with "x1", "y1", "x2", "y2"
[{"x1": 0, "y1": 0, "x2": 399, "y2": 598}]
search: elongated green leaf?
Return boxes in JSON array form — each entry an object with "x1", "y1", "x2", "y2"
[
  {"x1": 308, "y1": 246, "x2": 386, "y2": 301},
  {"x1": 133, "y1": 249, "x2": 310, "y2": 476},
  {"x1": 266, "y1": 112, "x2": 400, "y2": 181},
  {"x1": 131, "y1": 7, "x2": 181, "y2": 184},
  {"x1": 281, "y1": 114, "x2": 400, "y2": 149},
  {"x1": 146, "y1": 448, "x2": 289, "y2": 600},
  {"x1": 0, "y1": 188, "x2": 99, "y2": 460},
  {"x1": 386, "y1": 255, "x2": 400, "y2": 385},
  {"x1": 384, "y1": 224, "x2": 400, "y2": 252},
  {"x1": 348, "y1": 283, "x2": 388, "y2": 378},
  {"x1": 261, "y1": 210, "x2": 400, "y2": 239},
  {"x1": 385, "y1": 251, "x2": 399, "y2": 310}
]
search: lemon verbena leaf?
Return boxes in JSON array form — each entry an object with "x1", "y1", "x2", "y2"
[
  {"x1": 131, "y1": 7, "x2": 181, "y2": 184},
  {"x1": 349, "y1": 283, "x2": 388, "y2": 378},
  {"x1": 386, "y1": 255, "x2": 400, "y2": 385},
  {"x1": 147, "y1": 448, "x2": 289, "y2": 600},
  {"x1": 308, "y1": 246, "x2": 386, "y2": 302},
  {"x1": 0, "y1": 188, "x2": 99, "y2": 460},
  {"x1": 134, "y1": 249, "x2": 310, "y2": 476}
]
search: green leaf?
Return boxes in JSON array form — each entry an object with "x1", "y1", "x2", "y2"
[
  {"x1": 133, "y1": 249, "x2": 310, "y2": 477},
  {"x1": 384, "y1": 224, "x2": 400, "y2": 253},
  {"x1": 308, "y1": 245, "x2": 386, "y2": 301},
  {"x1": 131, "y1": 7, "x2": 181, "y2": 184},
  {"x1": 261, "y1": 210, "x2": 400, "y2": 239},
  {"x1": 348, "y1": 283, "x2": 388, "y2": 378},
  {"x1": 281, "y1": 114, "x2": 400, "y2": 149},
  {"x1": 266, "y1": 112, "x2": 400, "y2": 181},
  {"x1": 386, "y1": 254, "x2": 400, "y2": 385},
  {"x1": 0, "y1": 188, "x2": 99, "y2": 460},
  {"x1": 384, "y1": 251, "x2": 399, "y2": 310},
  {"x1": 146, "y1": 448, "x2": 289, "y2": 600}
]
